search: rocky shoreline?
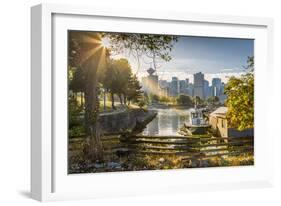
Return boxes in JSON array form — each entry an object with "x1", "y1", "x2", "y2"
[{"x1": 99, "y1": 108, "x2": 157, "y2": 135}]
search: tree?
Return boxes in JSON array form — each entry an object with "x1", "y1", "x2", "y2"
[
  {"x1": 68, "y1": 31, "x2": 107, "y2": 160},
  {"x1": 69, "y1": 66, "x2": 86, "y2": 107},
  {"x1": 206, "y1": 96, "x2": 220, "y2": 106},
  {"x1": 126, "y1": 74, "x2": 143, "y2": 105},
  {"x1": 176, "y1": 94, "x2": 193, "y2": 106},
  {"x1": 105, "y1": 33, "x2": 178, "y2": 70},
  {"x1": 100, "y1": 58, "x2": 132, "y2": 109},
  {"x1": 193, "y1": 96, "x2": 203, "y2": 107},
  {"x1": 150, "y1": 94, "x2": 160, "y2": 102},
  {"x1": 224, "y1": 56, "x2": 254, "y2": 130}
]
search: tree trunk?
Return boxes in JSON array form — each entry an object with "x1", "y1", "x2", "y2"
[
  {"x1": 103, "y1": 89, "x2": 106, "y2": 111},
  {"x1": 84, "y1": 62, "x2": 103, "y2": 161},
  {"x1": 123, "y1": 95, "x2": 127, "y2": 105},
  {"x1": 111, "y1": 92, "x2": 116, "y2": 109},
  {"x1": 74, "y1": 92, "x2": 77, "y2": 106},
  {"x1": 81, "y1": 92, "x2": 84, "y2": 108},
  {"x1": 118, "y1": 94, "x2": 123, "y2": 105}
]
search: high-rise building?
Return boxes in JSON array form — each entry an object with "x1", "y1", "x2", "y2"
[
  {"x1": 179, "y1": 80, "x2": 187, "y2": 94},
  {"x1": 159, "y1": 80, "x2": 169, "y2": 97},
  {"x1": 186, "y1": 83, "x2": 194, "y2": 96},
  {"x1": 204, "y1": 80, "x2": 210, "y2": 99},
  {"x1": 193, "y1": 72, "x2": 204, "y2": 99},
  {"x1": 212, "y1": 78, "x2": 222, "y2": 97},
  {"x1": 170, "y1": 77, "x2": 179, "y2": 96},
  {"x1": 159, "y1": 80, "x2": 169, "y2": 88},
  {"x1": 219, "y1": 82, "x2": 227, "y2": 103}
]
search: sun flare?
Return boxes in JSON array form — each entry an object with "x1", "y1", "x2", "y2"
[{"x1": 101, "y1": 37, "x2": 110, "y2": 48}]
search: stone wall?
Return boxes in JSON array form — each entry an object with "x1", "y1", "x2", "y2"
[{"x1": 98, "y1": 109, "x2": 156, "y2": 134}]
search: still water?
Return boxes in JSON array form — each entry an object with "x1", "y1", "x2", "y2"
[{"x1": 142, "y1": 107, "x2": 190, "y2": 136}]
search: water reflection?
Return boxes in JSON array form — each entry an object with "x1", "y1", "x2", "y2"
[{"x1": 142, "y1": 107, "x2": 190, "y2": 136}]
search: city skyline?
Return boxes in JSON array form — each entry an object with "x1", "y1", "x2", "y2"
[
  {"x1": 112, "y1": 35, "x2": 254, "y2": 82},
  {"x1": 142, "y1": 70, "x2": 227, "y2": 102}
]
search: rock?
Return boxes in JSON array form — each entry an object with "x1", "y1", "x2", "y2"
[
  {"x1": 107, "y1": 162, "x2": 122, "y2": 169},
  {"x1": 99, "y1": 108, "x2": 157, "y2": 134},
  {"x1": 115, "y1": 148, "x2": 131, "y2": 157},
  {"x1": 191, "y1": 159, "x2": 199, "y2": 167},
  {"x1": 159, "y1": 158, "x2": 165, "y2": 163},
  {"x1": 201, "y1": 160, "x2": 209, "y2": 167},
  {"x1": 94, "y1": 163, "x2": 104, "y2": 169}
]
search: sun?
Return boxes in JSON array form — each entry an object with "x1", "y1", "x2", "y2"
[{"x1": 101, "y1": 37, "x2": 110, "y2": 48}]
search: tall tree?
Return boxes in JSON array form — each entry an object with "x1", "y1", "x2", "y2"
[
  {"x1": 68, "y1": 31, "x2": 107, "y2": 160},
  {"x1": 100, "y1": 58, "x2": 132, "y2": 109},
  {"x1": 126, "y1": 74, "x2": 143, "y2": 105},
  {"x1": 224, "y1": 56, "x2": 254, "y2": 130},
  {"x1": 68, "y1": 32, "x2": 177, "y2": 161}
]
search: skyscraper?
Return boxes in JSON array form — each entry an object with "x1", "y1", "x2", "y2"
[
  {"x1": 193, "y1": 72, "x2": 204, "y2": 99},
  {"x1": 159, "y1": 80, "x2": 169, "y2": 97},
  {"x1": 170, "y1": 77, "x2": 179, "y2": 96},
  {"x1": 179, "y1": 80, "x2": 187, "y2": 94},
  {"x1": 203, "y1": 79, "x2": 210, "y2": 99},
  {"x1": 212, "y1": 78, "x2": 222, "y2": 97}
]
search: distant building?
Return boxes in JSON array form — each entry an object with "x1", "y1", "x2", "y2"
[
  {"x1": 218, "y1": 82, "x2": 226, "y2": 103},
  {"x1": 212, "y1": 78, "x2": 222, "y2": 97},
  {"x1": 141, "y1": 67, "x2": 159, "y2": 95},
  {"x1": 186, "y1": 83, "x2": 194, "y2": 96},
  {"x1": 203, "y1": 80, "x2": 211, "y2": 99},
  {"x1": 169, "y1": 77, "x2": 179, "y2": 97},
  {"x1": 179, "y1": 80, "x2": 187, "y2": 94},
  {"x1": 193, "y1": 72, "x2": 204, "y2": 99},
  {"x1": 209, "y1": 107, "x2": 253, "y2": 138},
  {"x1": 159, "y1": 80, "x2": 169, "y2": 88},
  {"x1": 158, "y1": 80, "x2": 169, "y2": 97}
]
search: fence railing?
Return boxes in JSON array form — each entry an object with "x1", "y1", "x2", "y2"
[{"x1": 69, "y1": 134, "x2": 254, "y2": 161}]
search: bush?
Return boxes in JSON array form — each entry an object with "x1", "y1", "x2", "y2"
[
  {"x1": 176, "y1": 94, "x2": 193, "y2": 106},
  {"x1": 137, "y1": 100, "x2": 146, "y2": 108}
]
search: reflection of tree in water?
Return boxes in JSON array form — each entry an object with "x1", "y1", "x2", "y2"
[
  {"x1": 145, "y1": 114, "x2": 159, "y2": 135},
  {"x1": 143, "y1": 108, "x2": 190, "y2": 136},
  {"x1": 171, "y1": 114, "x2": 179, "y2": 133}
]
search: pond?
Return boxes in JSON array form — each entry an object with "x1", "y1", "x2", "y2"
[{"x1": 142, "y1": 107, "x2": 190, "y2": 136}]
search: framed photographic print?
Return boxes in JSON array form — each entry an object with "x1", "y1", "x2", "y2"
[{"x1": 31, "y1": 3, "x2": 274, "y2": 201}]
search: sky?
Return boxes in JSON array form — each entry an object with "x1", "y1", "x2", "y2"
[{"x1": 111, "y1": 35, "x2": 254, "y2": 83}]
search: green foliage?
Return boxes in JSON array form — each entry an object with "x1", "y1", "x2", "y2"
[
  {"x1": 69, "y1": 66, "x2": 86, "y2": 93},
  {"x1": 150, "y1": 94, "x2": 160, "y2": 102},
  {"x1": 159, "y1": 96, "x2": 170, "y2": 103},
  {"x1": 193, "y1": 96, "x2": 204, "y2": 106},
  {"x1": 137, "y1": 99, "x2": 146, "y2": 109},
  {"x1": 176, "y1": 94, "x2": 193, "y2": 106},
  {"x1": 68, "y1": 95, "x2": 85, "y2": 136},
  {"x1": 224, "y1": 57, "x2": 254, "y2": 130},
  {"x1": 106, "y1": 33, "x2": 178, "y2": 65},
  {"x1": 126, "y1": 74, "x2": 143, "y2": 104},
  {"x1": 101, "y1": 58, "x2": 131, "y2": 93},
  {"x1": 206, "y1": 96, "x2": 220, "y2": 105},
  {"x1": 100, "y1": 58, "x2": 143, "y2": 107}
]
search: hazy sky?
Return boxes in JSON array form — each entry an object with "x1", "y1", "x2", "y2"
[{"x1": 112, "y1": 35, "x2": 254, "y2": 83}]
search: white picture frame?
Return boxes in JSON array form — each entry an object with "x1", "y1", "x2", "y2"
[{"x1": 31, "y1": 3, "x2": 274, "y2": 202}]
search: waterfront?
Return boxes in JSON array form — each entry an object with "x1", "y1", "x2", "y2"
[
  {"x1": 67, "y1": 31, "x2": 254, "y2": 173},
  {"x1": 142, "y1": 107, "x2": 190, "y2": 136}
]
